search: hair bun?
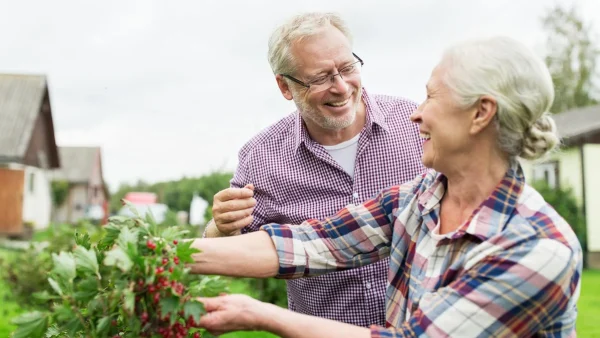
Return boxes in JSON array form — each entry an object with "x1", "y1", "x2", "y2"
[{"x1": 520, "y1": 112, "x2": 559, "y2": 160}]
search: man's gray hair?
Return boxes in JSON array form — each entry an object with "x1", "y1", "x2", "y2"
[
  {"x1": 441, "y1": 36, "x2": 559, "y2": 161},
  {"x1": 267, "y1": 12, "x2": 353, "y2": 76}
]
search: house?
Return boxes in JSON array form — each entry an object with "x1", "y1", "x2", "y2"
[
  {"x1": 50, "y1": 146, "x2": 109, "y2": 224},
  {"x1": 0, "y1": 74, "x2": 61, "y2": 235},
  {"x1": 519, "y1": 105, "x2": 600, "y2": 269},
  {"x1": 119, "y1": 192, "x2": 169, "y2": 224}
]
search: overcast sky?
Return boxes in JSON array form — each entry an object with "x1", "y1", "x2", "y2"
[{"x1": 1, "y1": 0, "x2": 599, "y2": 191}]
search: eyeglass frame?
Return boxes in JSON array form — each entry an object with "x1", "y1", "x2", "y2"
[{"x1": 280, "y1": 53, "x2": 364, "y2": 90}]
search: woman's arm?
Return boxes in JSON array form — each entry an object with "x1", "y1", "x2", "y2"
[
  {"x1": 188, "y1": 231, "x2": 279, "y2": 278},
  {"x1": 197, "y1": 294, "x2": 371, "y2": 338},
  {"x1": 188, "y1": 184, "x2": 406, "y2": 279}
]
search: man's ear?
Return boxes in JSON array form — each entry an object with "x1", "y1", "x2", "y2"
[
  {"x1": 275, "y1": 75, "x2": 293, "y2": 100},
  {"x1": 471, "y1": 95, "x2": 498, "y2": 134}
]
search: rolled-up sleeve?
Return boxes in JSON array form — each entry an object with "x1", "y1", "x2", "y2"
[{"x1": 260, "y1": 185, "x2": 401, "y2": 279}]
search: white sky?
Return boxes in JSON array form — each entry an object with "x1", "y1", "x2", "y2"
[{"x1": 1, "y1": 0, "x2": 598, "y2": 191}]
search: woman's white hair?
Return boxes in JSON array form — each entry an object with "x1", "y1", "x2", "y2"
[
  {"x1": 267, "y1": 12, "x2": 353, "y2": 76},
  {"x1": 441, "y1": 36, "x2": 560, "y2": 161}
]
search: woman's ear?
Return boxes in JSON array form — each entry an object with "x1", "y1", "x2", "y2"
[{"x1": 471, "y1": 95, "x2": 498, "y2": 134}]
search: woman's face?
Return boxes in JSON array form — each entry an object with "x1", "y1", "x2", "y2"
[{"x1": 410, "y1": 64, "x2": 475, "y2": 173}]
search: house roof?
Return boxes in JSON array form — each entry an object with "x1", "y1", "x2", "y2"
[
  {"x1": 553, "y1": 104, "x2": 600, "y2": 145},
  {"x1": 0, "y1": 73, "x2": 60, "y2": 167},
  {"x1": 52, "y1": 146, "x2": 100, "y2": 183}
]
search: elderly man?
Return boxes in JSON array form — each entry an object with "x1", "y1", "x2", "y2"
[
  {"x1": 202, "y1": 12, "x2": 424, "y2": 327},
  {"x1": 191, "y1": 35, "x2": 582, "y2": 338}
]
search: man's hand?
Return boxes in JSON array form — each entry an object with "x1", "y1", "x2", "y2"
[{"x1": 210, "y1": 184, "x2": 256, "y2": 236}]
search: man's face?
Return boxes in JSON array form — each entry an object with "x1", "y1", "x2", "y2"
[{"x1": 286, "y1": 26, "x2": 363, "y2": 131}]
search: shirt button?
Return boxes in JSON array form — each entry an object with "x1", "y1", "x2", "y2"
[
  {"x1": 365, "y1": 282, "x2": 371, "y2": 289},
  {"x1": 353, "y1": 192, "x2": 359, "y2": 198}
]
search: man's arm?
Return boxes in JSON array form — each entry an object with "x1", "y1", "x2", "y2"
[{"x1": 189, "y1": 231, "x2": 279, "y2": 278}]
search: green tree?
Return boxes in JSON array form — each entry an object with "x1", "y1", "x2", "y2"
[
  {"x1": 532, "y1": 181, "x2": 587, "y2": 266},
  {"x1": 542, "y1": 4, "x2": 600, "y2": 113}
]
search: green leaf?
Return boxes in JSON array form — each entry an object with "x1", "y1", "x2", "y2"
[
  {"x1": 122, "y1": 289, "x2": 135, "y2": 314},
  {"x1": 103, "y1": 247, "x2": 133, "y2": 272},
  {"x1": 183, "y1": 300, "x2": 206, "y2": 325},
  {"x1": 188, "y1": 276, "x2": 229, "y2": 297},
  {"x1": 176, "y1": 239, "x2": 201, "y2": 264},
  {"x1": 117, "y1": 226, "x2": 139, "y2": 258},
  {"x1": 33, "y1": 290, "x2": 60, "y2": 301},
  {"x1": 45, "y1": 325, "x2": 65, "y2": 337},
  {"x1": 64, "y1": 317, "x2": 84, "y2": 337},
  {"x1": 75, "y1": 232, "x2": 92, "y2": 250},
  {"x1": 96, "y1": 316, "x2": 111, "y2": 335},
  {"x1": 159, "y1": 296, "x2": 180, "y2": 318},
  {"x1": 73, "y1": 246, "x2": 100, "y2": 277},
  {"x1": 53, "y1": 304, "x2": 75, "y2": 322},
  {"x1": 98, "y1": 223, "x2": 121, "y2": 250},
  {"x1": 160, "y1": 226, "x2": 189, "y2": 243},
  {"x1": 201, "y1": 330, "x2": 218, "y2": 338},
  {"x1": 10, "y1": 311, "x2": 48, "y2": 338},
  {"x1": 47, "y1": 277, "x2": 63, "y2": 296},
  {"x1": 51, "y1": 252, "x2": 76, "y2": 283}
]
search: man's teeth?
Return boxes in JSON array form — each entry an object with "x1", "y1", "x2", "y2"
[
  {"x1": 327, "y1": 99, "x2": 349, "y2": 107},
  {"x1": 420, "y1": 132, "x2": 431, "y2": 140}
]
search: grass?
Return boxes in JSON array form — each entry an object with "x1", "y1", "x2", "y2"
[
  {"x1": 576, "y1": 269, "x2": 600, "y2": 337},
  {"x1": 0, "y1": 248, "x2": 24, "y2": 338},
  {"x1": 1, "y1": 244, "x2": 598, "y2": 337}
]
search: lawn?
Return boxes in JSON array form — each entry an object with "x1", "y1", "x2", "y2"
[
  {"x1": 576, "y1": 269, "x2": 600, "y2": 337},
  {"x1": 0, "y1": 245, "x2": 598, "y2": 337}
]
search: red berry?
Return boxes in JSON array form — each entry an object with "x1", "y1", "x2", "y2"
[
  {"x1": 148, "y1": 285, "x2": 156, "y2": 293},
  {"x1": 173, "y1": 257, "x2": 180, "y2": 265},
  {"x1": 162, "y1": 257, "x2": 169, "y2": 265},
  {"x1": 154, "y1": 292, "x2": 160, "y2": 303},
  {"x1": 168, "y1": 267, "x2": 174, "y2": 273},
  {"x1": 147, "y1": 240, "x2": 156, "y2": 250},
  {"x1": 156, "y1": 267, "x2": 164, "y2": 275},
  {"x1": 141, "y1": 312, "x2": 149, "y2": 322},
  {"x1": 193, "y1": 333, "x2": 201, "y2": 338},
  {"x1": 173, "y1": 240, "x2": 178, "y2": 245},
  {"x1": 138, "y1": 279, "x2": 144, "y2": 286}
]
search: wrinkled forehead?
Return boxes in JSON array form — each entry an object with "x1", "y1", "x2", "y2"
[{"x1": 289, "y1": 27, "x2": 354, "y2": 74}]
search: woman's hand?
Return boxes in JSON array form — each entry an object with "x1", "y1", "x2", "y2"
[{"x1": 197, "y1": 294, "x2": 272, "y2": 336}]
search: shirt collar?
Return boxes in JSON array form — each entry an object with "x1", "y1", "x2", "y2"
[
  {"x1": 418, "y1": 159, "x2": 525, "y2": 241},
  {"x1": 293, "y1": 87, "x2": 389, "y2": 153}
]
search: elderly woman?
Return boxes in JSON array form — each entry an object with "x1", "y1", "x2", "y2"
[{"x1": 189, "y1": 36, "x2": 582, "y2": 337}]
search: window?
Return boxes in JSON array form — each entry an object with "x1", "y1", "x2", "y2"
[{"x1": 532, "y1": 161, "x2": 559, "y2": 189}]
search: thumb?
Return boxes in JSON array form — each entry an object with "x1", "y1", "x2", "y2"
[{"x1": 244, "y1": 183, "x2": 255, "y2": 191}]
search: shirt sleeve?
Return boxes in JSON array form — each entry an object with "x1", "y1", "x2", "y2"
[
  {"x1": 260, "y1": 185, "x2": 402, "y2": 279},
  {"x1": 369, "y1": 237, "x2": 581, "y2": 337}
]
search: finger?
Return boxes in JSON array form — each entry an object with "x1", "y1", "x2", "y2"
[
  {"x1": 196, "y1": 296, "x2": 225, "y2": 312},
  {"x1": 218, "y1": 215, "x2": 253, "y2": 234},
  {"x1": 244, "y1": 183, "x2": 254, "y2": 191},
  {"x1": 214, "y1": 198, "x2": 256, "y2": 214},
  {"x1": 215, "y1": 187, "x2": 254, "y2": 202},
  {"x1": 216, "y1": 208, "x2": 254, "y2": 224}
]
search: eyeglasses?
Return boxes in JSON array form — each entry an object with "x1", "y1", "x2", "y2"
[{"x1": 281, "y1": 53, "x2": 364, "y2": 92}]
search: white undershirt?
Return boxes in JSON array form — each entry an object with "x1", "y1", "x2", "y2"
[{"x1": 322, "y1": 133, "x2": 360, "y2": 178}]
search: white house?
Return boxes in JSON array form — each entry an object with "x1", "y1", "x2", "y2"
[
  {"x1": 0, "y1": 74, "x2": 61, "y2": 236},
  {"x1": 50, "y1": 146, "x2": 109, "y2": 224},
  {"x1": 520, "y1": 105, "x2": 600, "y2": 269}
]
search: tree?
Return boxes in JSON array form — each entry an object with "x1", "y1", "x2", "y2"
[{"x1": 542, "y1": 4, "x2": 600, "y2": 113}]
